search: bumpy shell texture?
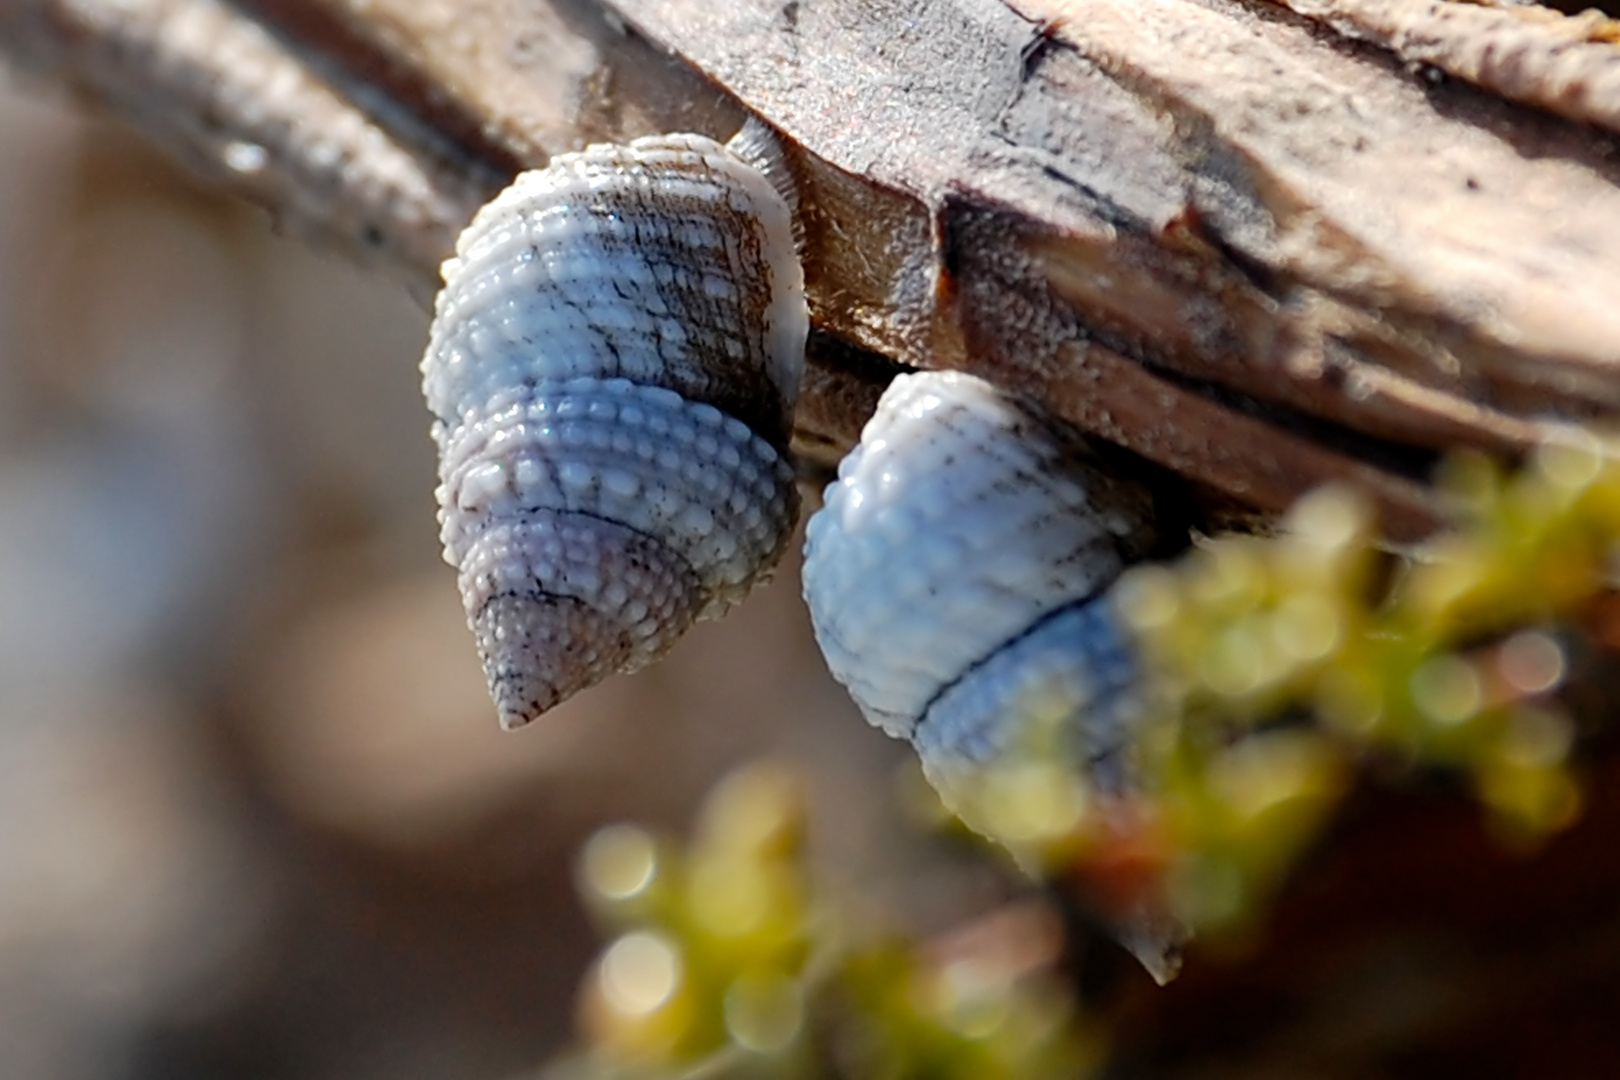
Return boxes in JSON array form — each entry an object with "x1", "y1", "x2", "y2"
[
  {"x1": 801, "y1": 370, "x2": 1156, "y2": 786},
  {"x1": 422, "y1": 131, "x2": 807, "y2": 729}
]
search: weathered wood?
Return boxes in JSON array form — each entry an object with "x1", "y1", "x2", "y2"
[
  {"x1": 1273, "y1": 0, "x2": 1620, "y2": 136},
  {"x1": 6, "y1": 0, "x2": 1620, "y2": 537},
  {"x1": 0, "y1": 0, "x2": 504, "y2": 290}
]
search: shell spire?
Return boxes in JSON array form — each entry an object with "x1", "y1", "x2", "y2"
[{"x1": 422, "y1": 130, "x2": 807, "y2": 728}]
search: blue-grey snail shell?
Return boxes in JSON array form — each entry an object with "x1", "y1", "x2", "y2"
[
  {"x1": 809, "y1": 370, "x2": 1187, "y2": 982},
  {"x1": 421, "y1": 128, "x2": 807, "y2": 729},
  {"x1": 801, "y1": 370, "x2": 1157, "y2": 790}
]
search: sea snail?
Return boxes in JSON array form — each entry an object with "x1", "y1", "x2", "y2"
[
  {"x1": 801, "y1": 370, "x2": 1157, "y2": 794},
  {"x1": 421, "y1": 125, "x2": 807, "y2": 729}
]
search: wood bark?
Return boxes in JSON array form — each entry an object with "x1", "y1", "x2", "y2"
[{"x1": 5, "y1": 0, "x2": 1620, "y2": 538}]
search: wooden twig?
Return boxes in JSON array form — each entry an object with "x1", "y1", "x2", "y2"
[
  {"x1": 0, "y1": 0, "x2": 505, "y2": 293},
  {"x1": 5, "y1": 0, "x2": 1620, "y2": 537}
]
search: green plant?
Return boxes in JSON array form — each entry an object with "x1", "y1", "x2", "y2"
[
  {"x1": 558, "y1": 762, "x2": 1093, "y2": 1079},
  {"x1": 943, "y1": 436, "x2": 1619, "y2": 948}
]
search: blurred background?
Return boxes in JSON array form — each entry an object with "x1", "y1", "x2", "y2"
[
  {"x1": 8, "y1": 33, "x2": 1620, "y2": 1078},
  {"x1": 0, "y1": 69, "x2": 971, "y2": 1080}
]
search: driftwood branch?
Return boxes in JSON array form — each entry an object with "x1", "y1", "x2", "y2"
[{"x1": 5, "y1": 0, "x2": 1620, "y2": 538}]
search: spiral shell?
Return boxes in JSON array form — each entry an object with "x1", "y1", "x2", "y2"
[
  {"x1": 801, "y1": 370, "x2": 1156, "y2": 788},
  {"x1": 422, "y1": 129, "x2": 807, "y2": 729}
]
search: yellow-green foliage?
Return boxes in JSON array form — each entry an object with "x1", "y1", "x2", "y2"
[
  {"x1": 573, "y1": 765, "x2": 814, "y2": 1072},
  {"x1": 565, "y1": 762, "x2": 1091, "y2": 1079},
  {"x1": 832, "y1": 943, "x2": 1093, "y2": 1080},
  {"x1": 950, "y1": 436, "x2": 1619, "y2": 941},
  {"x1": 556, "y1": 440, "x2": 1620, "y2": 1080}
]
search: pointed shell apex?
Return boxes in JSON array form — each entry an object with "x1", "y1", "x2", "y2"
[{"x1": 421, "y1": 133, "x2": 808, "y2": 725}]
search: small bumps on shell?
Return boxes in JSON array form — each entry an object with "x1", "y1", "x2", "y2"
[
  {"x1": 801, "y1": 370, "x2": 1157, "y2": 788},
  {"x1": 422, "y1": 130, "x2": 807, "y2": 729}
]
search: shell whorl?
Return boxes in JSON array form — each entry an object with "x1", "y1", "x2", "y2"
[
  {"x1": 422, "y1": 131, "x2": 807, "y2": 728},
  {"x1": 801, "y1": 370, "x2": 1155, "y2": 786}
]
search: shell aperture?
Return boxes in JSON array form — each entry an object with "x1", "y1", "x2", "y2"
[{"x1": 422, "y1": 131, "x2": 807, "y2": 729}]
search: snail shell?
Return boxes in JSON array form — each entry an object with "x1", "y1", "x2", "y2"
[
  {"x1": 422, "y1": 128, "x2": 807, "y2": 729},
  {"x1": 801, "y1": 370, "x2": 1156, "y2": 789}
]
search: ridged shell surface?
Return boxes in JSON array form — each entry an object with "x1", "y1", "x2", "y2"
[
  {"x1": 801, "y1": 371, "x2": 1154, "y2": 784},
  {"x1": 422, "y1": 132, "x2": 807, "y2": 729}
]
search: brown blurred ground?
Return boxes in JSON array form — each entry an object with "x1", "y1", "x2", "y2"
[{"x1": 0, "y1": 74, "x2": 941, "y2": 1080}]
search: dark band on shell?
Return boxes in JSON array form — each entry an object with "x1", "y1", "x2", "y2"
[
  {"x1": 803, "y1": 370, "x2": 1187, "y2": 983},
  {"x1": 801, "y1": 370, "x2": 1156, "y2": 788}
]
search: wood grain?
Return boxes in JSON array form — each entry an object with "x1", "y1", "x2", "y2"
[{"x1": 7, "y1": 0, "x2": 1620, "y2": 536}]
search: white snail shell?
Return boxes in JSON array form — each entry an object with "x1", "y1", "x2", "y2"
[
  {"x1": 422, "y1": 128, "x2": 807, "y2": 729},
  {"x1": 801, "y1": 370, "x2": 1156, "y2": 788}
]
